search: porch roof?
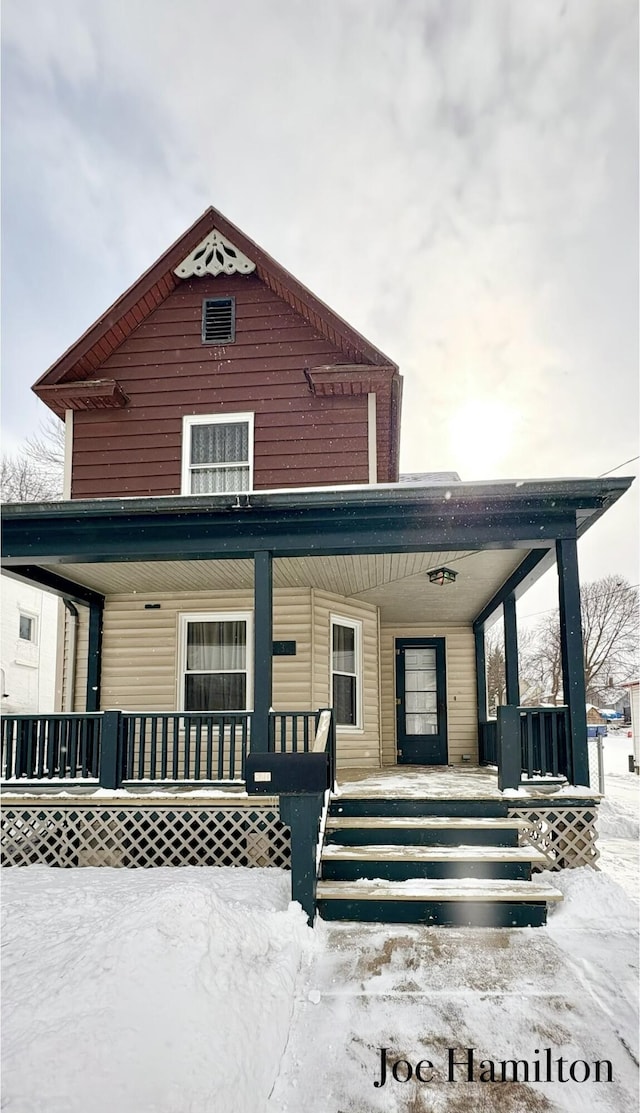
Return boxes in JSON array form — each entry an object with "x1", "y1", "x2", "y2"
[{"x1": 2, "y1": 475, "x2": 633, "y2": 622}]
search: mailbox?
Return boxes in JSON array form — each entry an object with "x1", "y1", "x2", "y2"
[{"x1": 245, "y1": 752, "x2": 329, "y2": 795}]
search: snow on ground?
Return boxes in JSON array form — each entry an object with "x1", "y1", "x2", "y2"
[
  {"x1": 598, "y1": 729, "x2": 639, "y2": 903},
  {"x1": 2, "y1": 737, "x2": 638, "y2": 1113},
  {"x1": 1, "y1": 867, "x2": 316, "y2": 1113}
]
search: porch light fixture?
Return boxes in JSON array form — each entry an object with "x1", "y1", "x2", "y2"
[{"x1": 428, "y1": 567, "x2": 458, "y2": 586}]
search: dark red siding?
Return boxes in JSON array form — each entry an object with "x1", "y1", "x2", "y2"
[{"x1": 71, "y1": 275, "x2": 377, "y2": 498}]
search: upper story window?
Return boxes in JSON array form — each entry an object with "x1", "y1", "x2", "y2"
[
  {"x1": 181, "y1": 413, "x2": 254, "y2": 495},
  {"x1": 330, "y1": 615, "x2": 362, "y2": 729},
  {"x1": 202, "y1": 297, "x2": 235, "y2": 344},
  {"x1": 19, "y1": 614, "x2": 36, "y2": 643}
]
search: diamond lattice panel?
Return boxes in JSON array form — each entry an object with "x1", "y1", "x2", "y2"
[{"x1": 508, "y1": 805, "x2": 599, "y2": 870}]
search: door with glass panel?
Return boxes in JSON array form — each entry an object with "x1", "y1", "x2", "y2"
[{"x1": 395, "y1": 638, "x2": 447, "y2": 764}]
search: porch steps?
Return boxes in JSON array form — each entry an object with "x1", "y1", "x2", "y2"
[
  {"x1": 321, "y1": 843, "x2": 549, "y2": 882},
  {"x1": 316, "y1": 795, "x2": 560, "y2": 927},
  {"x1": 315, "y1": 878, "x2": 562, "y2": 928},
  {"x1": 324, "y1": 815, "x2": 524, "y2": 847}
]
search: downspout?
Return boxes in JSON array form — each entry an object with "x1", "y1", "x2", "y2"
[{"x1": 63, "y1": 600, "x2": 79, "y2": 712}]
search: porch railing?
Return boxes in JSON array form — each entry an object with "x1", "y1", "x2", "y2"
[
  {"x1": 1, "y1": 714, "x2": 102, "y2": 781},
  {"x1": 121, "y1": 712, "x2": 251, "y2": 782},
  {"x1": 478, "y1": 718, "x2": 498, "y2": 766},
  {"x1": 1, "y1": 708, "x2": 336, "y2": 790},
  {"x1": 519, "y1": 706, "x2": 569, "y2": 779},
  {"x1": 481, "y1": 706, "x2": 570, "y2": 783}
]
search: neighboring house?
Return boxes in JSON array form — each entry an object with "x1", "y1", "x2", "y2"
[
  {"x1": 586, "y1": 705, "x2": 607, "y2": 726},
  {"x1": 1, "y1": 207, "x2": 635, "y2": 924},
  {"x1": 0, "y1": 576, "x2": 59, "y2": 714}
]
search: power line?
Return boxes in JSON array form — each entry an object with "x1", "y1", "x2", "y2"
[{"x1": 598, "y1": 455, "x2": 639, "y2": 477}]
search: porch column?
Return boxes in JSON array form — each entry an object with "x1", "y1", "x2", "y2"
[
  {"x1": 474, "y1": 624, "x2": 487, "y2": 722},
  {"x1": 253, "y1": 550, "x2": 273, "y2": 753},
  {"x1": 556, "y1": 537, "x2": 589, "y2": 785},
  {"x1": 503, "y1": 593, "x2": 520, "y2": 706},
  {"x1": 86, "y1": 598, "x2": 104, "y2": 711}
]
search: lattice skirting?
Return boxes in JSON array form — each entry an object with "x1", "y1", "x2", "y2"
[
  {"x1": 1, "y1": 804, "x2": 291, "y2": 869},
  {"x1": 508, "y1": 804, "x2": 599, "y2": 870}
]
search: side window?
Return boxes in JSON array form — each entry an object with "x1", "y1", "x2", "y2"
[
  {"x1": 179, "y1": 613, "x2": 252, "y2": 712},
  {"x1": 330, "y1": 616, "x2": 362, "y2": 728},
  {"x1": 181, "y1": 413, "x2": 254, "y2": 494},
  {"x1": 19, "y1": 614, "x2": 36, "y2": 643}
]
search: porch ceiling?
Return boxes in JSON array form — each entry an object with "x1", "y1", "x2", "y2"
[{"x1": 41, "y1": 548, "x2": 525, "y2": 624}]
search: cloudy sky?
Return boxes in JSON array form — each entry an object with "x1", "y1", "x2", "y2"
[{"x1": 2, "y1": 0, "x2": 638, "y2": 613}]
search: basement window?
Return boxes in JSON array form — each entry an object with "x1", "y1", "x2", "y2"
[
  {"x1": 182, "y1": 412, "x2": 254, "y2": 494},
  {"x1": 202, "y1": 297, "x2": 235, "y2": 344}
]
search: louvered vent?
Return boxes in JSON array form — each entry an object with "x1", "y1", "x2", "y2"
[{"x1": 202, "y1": 298, "x2": 235, "y2": 344}]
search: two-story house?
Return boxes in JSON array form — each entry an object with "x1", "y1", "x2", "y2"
[{"x1": 2, "y1": 206, "x2": 633, "y2": 925}]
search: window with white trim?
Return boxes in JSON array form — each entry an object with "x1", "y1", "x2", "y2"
[
  {"x1": 179, "y1": 612, "x2": 252, "y2": 712},
  {"x1": 330, "y1": 616, "x2": 362, "y2": 728},
  {"x1": 181, "y1": 413, "x2": 254, "y2": 494},
  {"x1": 19, "y1": 614, "x2": 37, "y2": 643}
]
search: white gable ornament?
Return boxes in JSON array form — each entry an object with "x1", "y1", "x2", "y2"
[{"x1": 174, "y1": 231, "x2": 256, "y2": 278}]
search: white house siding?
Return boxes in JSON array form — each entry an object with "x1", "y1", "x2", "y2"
[
  {"x1": 379, "y1": 624, "x2": 478, "y2": 766},
  {"x1": 0, "y1": 576, "x2": 60, "y2": 714},
  {"x1": 311, "y1": 590, "x2": 381, "y2": 769}
]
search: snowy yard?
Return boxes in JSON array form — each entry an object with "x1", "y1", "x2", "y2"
[{"x1": 2, "y1": 739, "x2": 638, "y2": 1113}]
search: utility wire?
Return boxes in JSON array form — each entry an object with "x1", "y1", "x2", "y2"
[{"x1": 598, "y1": 455, "x2": 639, "y2": 477}]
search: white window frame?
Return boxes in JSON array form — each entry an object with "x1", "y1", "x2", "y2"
[
  {"x1": 177, "y1": 611, "x2": 253, "y2": 713},
  {"x1": 18, "y1": 612, "x2": 38, "y2": 644},
  {"x1": 181, "y1": 412, "x2": 254, "y2": 495},
  {"x1": 330, "y1": 614, "x2": 363, "y2": 731}
]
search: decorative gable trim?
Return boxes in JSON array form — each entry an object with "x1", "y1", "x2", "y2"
[
  {"x1": 36, "y1": 380, "x2": 129, "y2": 416},
  {"x1": 175, "y1": 231, "x2": 256, "y2": 278}
]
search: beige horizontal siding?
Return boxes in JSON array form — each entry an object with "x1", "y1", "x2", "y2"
[
  {"x1": 380, "y1": 625, "x2": 478, "y2": 766},
  {"x1": 71, "y1": 606, "x2": 89, "y2": 713},
  {"x1": 100, "y1": 588, "x2": 312, "y2": 712},
  {"x1": 312, "y1": 590, "x2": 381, "y2": 770}
]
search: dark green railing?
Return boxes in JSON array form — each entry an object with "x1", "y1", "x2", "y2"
[
  {"x1": 520, "y1": 706, "x2": 569, "y2": 779},
  {"x1": 1, "y1": 707, "x2": 336, "y2": 791},
  {"x1": 269, "y1": 711, "x2": 320, "y2": 754},
  {"x1": 1, "y1": 713, "x2": 102, "y2": 781},
  {"x1": 478, "y1": 718, "x2": 498, "y2": 766},
  {"x1": 121, "y1": 712, "x2": 251, "y2": 782}
]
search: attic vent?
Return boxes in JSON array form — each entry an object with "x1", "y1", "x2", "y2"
[{"x1": 202, "y1": 298, "x2": 235, "y2": 344}]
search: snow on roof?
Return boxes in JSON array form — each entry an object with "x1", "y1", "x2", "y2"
[{"x1": 399, "y1": 471, "x2": 461, "y2": 484}]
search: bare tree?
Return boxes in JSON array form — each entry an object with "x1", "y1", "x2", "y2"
[
  {"x1": 580, "y1": 576, "x2": 639, "y2": 702},
  {"x1": 1, "y1": 418, "x2": 65, "y2": 503},
  {"x1": 522, "y1": 576, "x2": 639, "y2": 707}
]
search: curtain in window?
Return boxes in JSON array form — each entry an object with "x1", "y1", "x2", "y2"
[
  {"x1": 332, "y1": 624, "x2": 355, "y2": 673},
  {"x1": 191, "y1": 466, "x2": 249, "y2": 494},
  {"x1": 191, "y1": 423, "x2": 248, "y2": 466},
  {"x1": 186, "y1": 621, "x2": 246, "y2": 670}
]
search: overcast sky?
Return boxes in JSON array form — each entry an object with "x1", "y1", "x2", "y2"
[{"x1": 1, "y1": 0, "x2": 638, "y2": 614}]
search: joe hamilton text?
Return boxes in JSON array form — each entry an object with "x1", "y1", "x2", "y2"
[{"x1": 373, "y1": 1047, "x2": 613, "y2": 1087}]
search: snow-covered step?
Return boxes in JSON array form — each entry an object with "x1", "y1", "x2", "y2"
[
  {"x1": 320, "y1": 842, "x2": 548, "y2": 882},
  {"x1": 325, "y1": 815, "x2": 525, "y2": 847},
  {"x1": 316, "y1": 877, "x2": 563, "y2": 927},
  {"x1": 330, "y1": 795, "x2": 509, "y2": 819}
]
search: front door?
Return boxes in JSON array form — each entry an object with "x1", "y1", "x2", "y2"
[{"x1": 395, "y1": 638, "x2": 448, "y2": 765}]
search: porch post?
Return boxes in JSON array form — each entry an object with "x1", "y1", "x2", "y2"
[
  {"x1": 503, "y1": 593, "x2": 520, "y2": 707},
  {"x1": 86, "y1": 599, "x2": 104, "y2": 712},
  {"x1": 556, "y1": 537, "x2": 589, "y2": 785},
  {"x1": 474, "y1": 624, "x2": 487, "y2": 722},
  {"x1": 253, "y1": 550, "x2": 273, "y2": 753}
]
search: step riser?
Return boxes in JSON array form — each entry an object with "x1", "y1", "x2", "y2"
[
  {"x1": 317, "y1": 899, "x2": 548, "y2": 928},
  {"x1": 325, "y1": 829, "x2": 521, "y2": 848},
  {"x1": 321, "y1": 861, "x2": 532, "y2": 882},
  {"x1": 330, "y1": 799, "x2": 509, "y2": 819}
]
